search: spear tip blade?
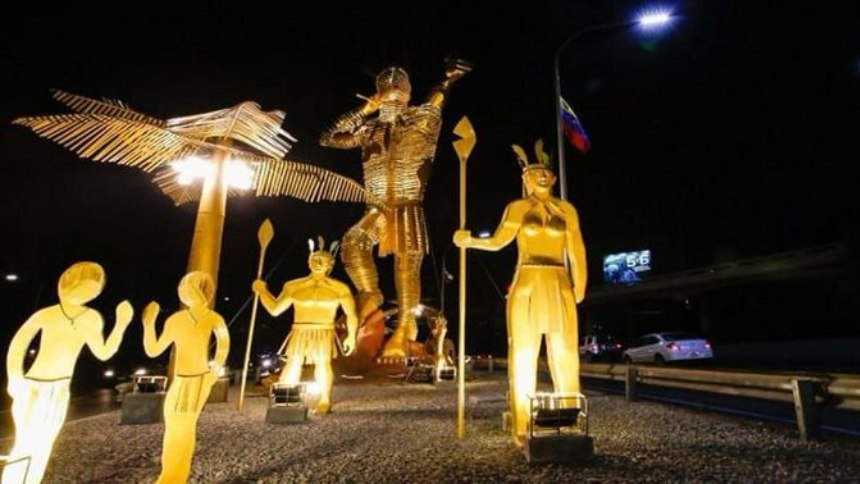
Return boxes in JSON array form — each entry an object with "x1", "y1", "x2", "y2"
[
  {"x1": 452, "y1": 116, "x2": 476, "y2": 163},
  {"x1": 258, "y1": 218, "x2": 274, "y2": 248}
]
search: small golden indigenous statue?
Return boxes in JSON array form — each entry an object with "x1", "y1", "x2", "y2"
[
  {"x1": 320, "y1": 59, "x2": 472, "y2": 360},
  {"x1": 252, "y1": 237, "x2": 358, "y2": 414},
  {"x1": 142, "y1": 271, "x2": 229, "y2": 484},
  {"x1": 4, "y1": 262, "x2": 133, "y2": 484},
  {"x1": 454, "y1": 140, "x2": 588, "y2": 447}
]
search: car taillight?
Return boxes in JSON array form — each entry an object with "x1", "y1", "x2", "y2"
[
  {"x1": 666, "y1": 342, "x2": 680, "y2": 351},
  {"x1": 615, "y1": 344, "x2": 622, "y2": 349}
]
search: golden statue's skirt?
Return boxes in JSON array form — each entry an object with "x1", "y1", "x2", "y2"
[
  {"x1": 378, "y1": 204, "x2": 428, "y2": 257},
  {"x1": 283, "y1": 323, "x2": 338, "y2": 364},
  {"x1": 508, "y1": 264, "x2": 576, "y2": 335},
  {"x1": 170, "y1": 373, "x2": 212, "y2": 414},
  {"x1": 14, "y1": 377, "x2": 71, "y2": 429}
]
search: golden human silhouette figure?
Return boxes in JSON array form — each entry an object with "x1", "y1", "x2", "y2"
[
  {"x1": 3, "y1": 262, "x2": 132, "y2": 484},
  {"x1": 320, "y1": 59, "x2": 471, "y2": 359},
  {"x1": 252, "y1": 237, "x2": 358, "y2": 414},
  {"x1": 454, "y1": 140, "x2": 588, "y2": 447},
  {"x1": 142, "y1": 271, "x2": 229, "y2": 484}
]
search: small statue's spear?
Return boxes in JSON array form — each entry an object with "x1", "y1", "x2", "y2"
[
  {"x1": 452, "y1": 117, "x2": 476, "y2": 438},
  {"x1": 237, "y1": 219, "x2": 275, "y2": 411}
]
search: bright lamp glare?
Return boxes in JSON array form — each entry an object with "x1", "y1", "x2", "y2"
[
  {"x1": 5, "y1": 273, "x2": 19, "y2": 282},
  {"x1": 226, "y1": 160, "x2": 254, "y2": 190},
  {"x1": 134, "y1": 367, "x2": 148, "y2": 376},
  {"x1": 172, "y1": 157, "x2": 210, "y2": 185},
  {"x1": 171, "y1": 157, "x2": 254, "y2": 190},
  {"x1": 638, "y1": 10, "x2": 672, "y2": 27},
  {"x1": 478, "y1": 230, "x2": 492, "y2": 238},
  {"x1": 305, "y1": 382, "x2": 322, "y2": 396}
]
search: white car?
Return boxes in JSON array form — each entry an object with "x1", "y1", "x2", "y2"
[{"x1": 622, "y1": 332, "x2": 713, "y2": 364}]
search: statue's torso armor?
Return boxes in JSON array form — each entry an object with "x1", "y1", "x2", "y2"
[{"x1": 358, "y1": 104, "x2": 442, "y2": 204}]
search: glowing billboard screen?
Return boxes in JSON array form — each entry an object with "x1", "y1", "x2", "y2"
[{"x1": 603, "y1": 250, "x2": 651, "y2": 284}]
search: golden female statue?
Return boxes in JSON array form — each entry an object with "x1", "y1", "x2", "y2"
[
  {"x1": 3, "y1": 262, "x2": 133, "y2": 484},
  {"x1": 252, "y1": 238, "x2": 358, "y2": 414},
  {"x1": 142, "y1": 271, "x2": 229, "y2": 484},
  {"x1": 320, "y1": 60, "x2": 471, "y2": 359},
  {"x1": 454, "y1": 141, "x2": 587, "y2": 446}
]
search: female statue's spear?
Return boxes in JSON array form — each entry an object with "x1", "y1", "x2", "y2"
[
  {"x1": 452, "y1": 117, "x2": 476, "y2": 438},
  {"x1": 237, "y1": 218, "x2": 275, "y2": 411}
]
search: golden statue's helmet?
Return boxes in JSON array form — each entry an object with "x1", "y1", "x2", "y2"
[
  {"x1": 178, "y1": 271, "x2": 215, "y2": 308},
  {"x1": 375, "y1": 66, "x2": 412, "y2": 96},
  {"x1": 58, "y1": 261, "x2": 106, "y2": 304}
]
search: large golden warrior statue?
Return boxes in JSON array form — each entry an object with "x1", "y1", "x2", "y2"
[
  {"x1": 252, "y1": 237, "x2": 358, "y2": 414},
  {"x1": 320, "y1": 60, "x2": 471, "y2": 359},
  {"x1": 454, "y1": 141, "x2": 588, "y2": 447},
  {"x1": 4, "y1": 262, "x2": 132, "y2": 484}
]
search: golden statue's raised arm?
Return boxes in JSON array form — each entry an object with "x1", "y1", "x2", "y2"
[
  {"x1": 319, "y1": 99, "x2": 378, "y2": 149},
  {"x1": 426, "y1": 58, "x2": 474, "y2": 109}
]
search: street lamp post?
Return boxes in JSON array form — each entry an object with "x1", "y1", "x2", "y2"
[{"x1": 554, "y1": 10, "x2": 674, "y2": 200}]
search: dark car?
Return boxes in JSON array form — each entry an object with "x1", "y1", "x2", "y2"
[{"x1": 579, "y1": 334, "x2": 624, "y2": 362}]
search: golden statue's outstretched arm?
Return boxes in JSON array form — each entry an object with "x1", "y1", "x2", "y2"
[
  {"x1": 319, "y1": 98, "x2": 378, "y2": 149},
  {"x1": 338, "y1": 283, "x2": 359, "y2": 355},
  {"x1": 564, "y1": 203, "x2": 588, "y2": 303},
  {"x1": 253, "y1": 280, "x2": 295, "y2": 317},
  {"x1": 454, "y1": 202, "x2": 520, "y2": 251},
  {"x1": 81, "y1": 301, "x2": 133, "y2": 361},
  {"x1": 142, "y1": 302, "x2": 174, "y2": 357}
]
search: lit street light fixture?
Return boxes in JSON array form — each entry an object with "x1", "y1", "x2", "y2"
[{"x1": 554, "y1": 8, "x2": 675, "y2": 200}]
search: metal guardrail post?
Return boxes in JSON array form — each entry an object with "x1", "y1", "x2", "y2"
[
  {"x1": 625, "y1": 365, "x2": 638, "y2": 402},
  {"x1": 791, "y1": 378, "x2": 819, "y2": 442}
]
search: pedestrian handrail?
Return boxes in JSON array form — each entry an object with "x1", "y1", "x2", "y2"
[{"x1": 580, "y1": 362, "x2": 860, "y2": 440}]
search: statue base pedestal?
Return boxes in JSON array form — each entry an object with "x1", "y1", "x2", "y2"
[
  {"x1": 207, "y1": 377, "x2": 230, "y2": 403},
  {"x1": 120, "y1": 392, "x2": 165, "y2": 425},
  {"x1": 265, "y1": 406, "x2": 308, "y2": 424},
  {"x1": 523, "y1": 434, "x2": 594, "y2": 463}
]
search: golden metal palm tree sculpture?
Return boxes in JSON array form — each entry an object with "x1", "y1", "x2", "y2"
[{"x1": 15, "y1": 90, "x2": 366, "y2": 298}]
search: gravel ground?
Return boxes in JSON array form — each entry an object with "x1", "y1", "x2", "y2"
[{"x1": 23, "y1": 373, "x2": 860, "y2": 482}]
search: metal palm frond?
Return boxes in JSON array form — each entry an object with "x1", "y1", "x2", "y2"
[
  {"x1": 13, "y1": 114, "x2": 202, "y2": 172},
  {"x1": 14, "y1": 90, "x2": 369, "y2": 206},
  {"x1": 51, "y1": 90, "x2": 166, "y2": 127},
  {"x1": 254, "y1": 158, "x2": 366, "y2": 203},
  {"x1": 167, "y1": 102, "x2": 296, "y2": 159},
  {"x1": 152, "y1": 156, "x2": 367, "y2": 206}
]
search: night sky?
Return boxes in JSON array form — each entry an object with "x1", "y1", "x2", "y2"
[{"x1": 1, "y1": 1, "x2": 859, "y2": 385}]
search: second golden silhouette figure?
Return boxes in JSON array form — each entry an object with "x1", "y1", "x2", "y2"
[{"x1": 142, "y1": 272, "x2": 230, "y2": 484}]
